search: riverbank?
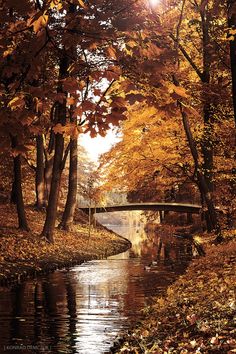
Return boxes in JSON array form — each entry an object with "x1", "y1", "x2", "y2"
[
  {"x1": 113, "y1": 231, "x2": 236, "y2": 353},
  {"x1": 0, "y1": 203, "x2": 131, "y2": 287}
]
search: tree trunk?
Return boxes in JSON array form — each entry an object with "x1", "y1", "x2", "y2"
[
  {"x1": 11, "y1": 136, "x2": 30, "y2": 231},
  {"x1": 201, "y1": 104, "x2": 214, "y2": 193},
  {"x1": 35, "y1": 135, "x2": 46, "y2": 209},
  {"x1": 10, "y1": 179, "x2": 17, "y2": 204},
  {"x1": 41, "y1": 113, "x2": 65, "y2": 242},
  {"x1": 228, "y1": 0, "x2": 236, "y2": 127},
  {"x1": 179, "y1": 105, "x2": 221, "y2": 239},
  {"x1": 41, "y1": 56, "x2": 69, "y2": 242},
  {"x1": 59, "y1": 136, "x2": 78, "y2": 231},
  {"x1": 44, "y1": 155, "x2": 54, "y2": 202},
  {"x1": 201, "y1": 8, "x2": 214, "y2": 192}
]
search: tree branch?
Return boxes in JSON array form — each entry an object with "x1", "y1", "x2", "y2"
[
  {"x1": 23, "y1": 157, "x2": 36, "y2": 171},
  {"x1": 169, "y1": 33, "x2": 204, "y2": 81}
]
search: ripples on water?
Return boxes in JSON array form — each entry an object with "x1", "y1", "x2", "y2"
[{"x1": 0, "y1": 224, "x2": 193, "y2": 354}]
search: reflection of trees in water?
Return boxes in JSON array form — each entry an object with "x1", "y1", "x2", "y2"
[
  {"x1": 132, "y1": 227, "x2": 193, "y2": 267},
  {"x1": 0, "y1": 273, "x2": 78, "y2": 354},
  {"x1": 10, "y1": 284, "x2": 25, "y2": 345}
]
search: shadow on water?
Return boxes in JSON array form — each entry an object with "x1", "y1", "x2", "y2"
[{"x1": 0, "y1": 223, "x2": 194, "y2": 354}]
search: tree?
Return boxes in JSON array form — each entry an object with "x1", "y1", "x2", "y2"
[
  {"x1": 227, "y1": 0, "x2": 236, "y2": 127},
  {"x1": 99, "y1": 0, "x2": 235, "y2": 235},
  {"x1": 0, "y1": 0, "x2": 148, "y2": 239},
  {"x1": 59, "y1": 110, "x2": 78, "y2": 231},
  {"x1": 41, "y1": 56, "x2": 69, "y2": 242},
  {"x1": 11, "y1": 136, "x2": 30, "y2": 231}
]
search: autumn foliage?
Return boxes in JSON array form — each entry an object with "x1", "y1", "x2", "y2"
[{"x1": 0, "y1": 0, "x2": 235, "y2": 242}]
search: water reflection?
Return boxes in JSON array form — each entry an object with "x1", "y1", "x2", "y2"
[{"x1": 0, "y1": 223, "x2": 193, "y2": 354}]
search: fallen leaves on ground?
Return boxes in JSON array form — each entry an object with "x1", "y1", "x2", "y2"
[
  {"x1": 114, "y1": 235, "x2": 236, "y2": 353},
  {"x1": 0, "y1": 204, "x2": 130, "y2": 284}
]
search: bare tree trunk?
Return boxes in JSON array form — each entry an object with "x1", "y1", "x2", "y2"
[
  {"x1": 44, "y1": 155, "x2": 53, "y2": 202},
  {"x1": 41, "y1": 56, "x2": 69, "y2": 242},
  {"x1": 10, "y1": 179, "x2": 17, "y2": 204},
  {"x1": 59, "y1": 136, "x2": 78, "y2": 231},
  {"x1": 11, "y1": 136, "x2": 30, "y2": 231},
  {"x1": 35, "y1": 135, "x2": 46, "y2": 209}
]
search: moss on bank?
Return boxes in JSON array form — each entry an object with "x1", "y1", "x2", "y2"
[
  {"x1": 113, "y1": 233, "x2": 236, "y2": 353},
  {"x1": 0, "y1": 204, "x2": 131, "y2": 286}
]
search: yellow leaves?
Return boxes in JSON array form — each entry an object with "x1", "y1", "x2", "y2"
[
  {"x1": 156, "y1": 297, "x2": 165, "y2": 308},
  {"x1": 77, "y1": 0, "x2": 88, "y2": 9},
  {"x1": 27, "y1": 11, "x2": 49, "y2": 34},
  {"x1": 50, "y1": 0, "x2": 63, "y2": 10},
  {"x1": 3, "y1": 45, "x2": 15, "y2": 58},
  {"x1": 229, "y1": 29, "x2": 236, "y2": 36},
  {"x1": 8, "y1": 95, "x2": 25, "y2": 111}
]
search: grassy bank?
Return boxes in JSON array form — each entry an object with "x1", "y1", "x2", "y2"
[
  {"x1": 113, "y1": 233, "x2": 236, "y2": 353},
  {"x1": 0, "y1": 203, "x2": 131, "y2": 286}
]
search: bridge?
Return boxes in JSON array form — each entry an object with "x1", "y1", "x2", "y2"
[{"x1": 79, "y1": 202, "x2": 201, "y2": 214}]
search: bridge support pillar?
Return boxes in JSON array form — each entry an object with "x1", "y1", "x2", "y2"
[{"x1": 159, "y1": 211, "x2": 164, "y2": 223}]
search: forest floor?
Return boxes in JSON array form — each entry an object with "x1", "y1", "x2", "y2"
[
  {"x1": 0, "y1": 203, "x2": 131, "y2": 286},
  {"x1": 113, "y1": 230, "x2": 236, "y2": 354}
]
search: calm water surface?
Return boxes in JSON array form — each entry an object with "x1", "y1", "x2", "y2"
[{"x1": 0, "y1": 223, "x2": 193, "y2": 354}]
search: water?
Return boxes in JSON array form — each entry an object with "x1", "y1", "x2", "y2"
[{"x1": 0, "y1": 223, "x2": 193, "y2": 354}]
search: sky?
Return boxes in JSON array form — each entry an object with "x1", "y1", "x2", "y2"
[{"x1": 79, "y1": 129, "x2": 121, "y2": 163}]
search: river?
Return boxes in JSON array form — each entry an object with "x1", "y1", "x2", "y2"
[{"x1": 0, "y1": 220, "x2": 193, "y2": 354}]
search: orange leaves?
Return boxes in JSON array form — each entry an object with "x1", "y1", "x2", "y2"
[
  {"x1": 106, "y1": 46, "x2": 117, "y2": 59},
  {"x1": 53, "y1": 122, "x2": 81, "y2": 138},
  {"x1": 77, "y1": 0, "x2": 88, "y2": 9},
  {"x1": 67, "y1": 97, "x2": 75, "y2": 106},
  {"x1": 142, "y1": 43, "x2": 164, "y2": 59},
  {"x1": 49, "y1": 0, "x2": 63, "y2": 11},
  {"x1": 8, "y1": 95, "x2": 25, "y2": 111},
  {"x1": 27, "y1": 11, "x2": 49, "y2": 34},
  {"x1": 3, "y1": 45, "x2": 15, "y2": 58},
  {"x1": 168, "y1": 84, "x2": 189, "y2": 100}
]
